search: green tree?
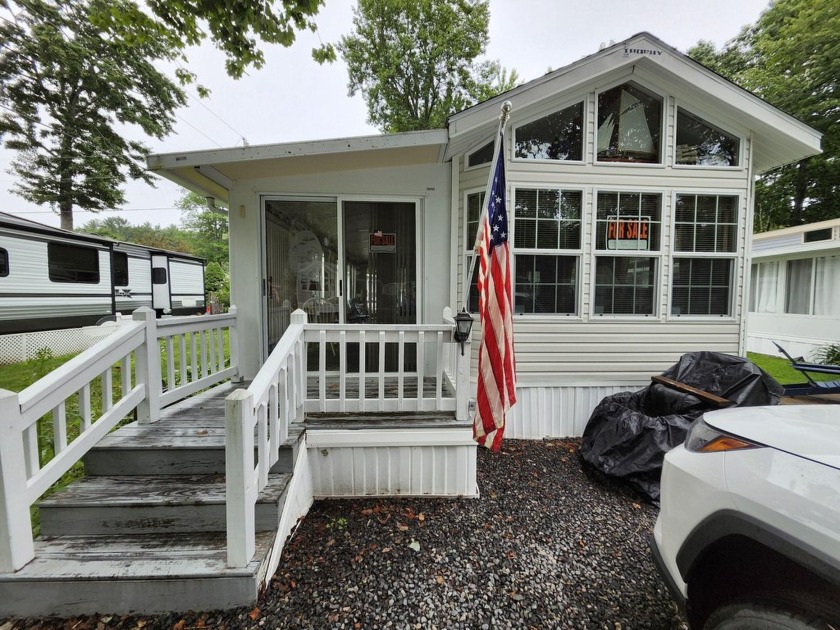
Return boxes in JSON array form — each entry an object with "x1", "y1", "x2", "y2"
[
  {"x1": 335, "y1": 0, "x2": 518, "y2": 132},
  {"x1": 689, "y1": 0, "x2": 840, "y2": 230},
  {"x1": 0, "y1": 0, "x2": 186, "y2": 230},
  {"x1": 80, "y1": 217, "x2": 194, "y2": 253},
  {"x1": 176, "y1": 191, "x2": 229, "y2": 266}
]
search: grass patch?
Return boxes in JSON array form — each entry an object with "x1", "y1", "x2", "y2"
[{"x1": 747, "y1": 351, "x2": 838, "y2": 385}]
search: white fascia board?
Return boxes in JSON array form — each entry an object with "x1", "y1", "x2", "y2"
[
  {"x1": 147, "y1": 129, "x2": 449, "y2": 171},
  {"x1": 751, "y1": 241, "x2": 840, "y2": 260},
  {"x1": 305, "y1": 427, "x2": 475, "y2": 448},
  {"x1": 754, "y1": 217, "x2": 840, "y2": 241}
]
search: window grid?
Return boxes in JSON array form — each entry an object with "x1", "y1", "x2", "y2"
[
  {"x1": 594, "y1": 256, "x2": 657, "y2": 316},
  {"x1": 674, "y1": 195, "x2": 738, "y2": 254},
  {"x1": 671, "y1": 258, "x2": 732, "y2": 316},
  {"x1": 595, "y1": 192, "x2": 662, "y2": 252}
]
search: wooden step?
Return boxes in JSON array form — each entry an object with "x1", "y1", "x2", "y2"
[
  {"x1": 38, "y1": 473, "x2": 291, "y2": 536},
  {"x1": 0, "y1": 531, "x2": 275, "y2": 617},
  {"x1": 83, "y1": 423, "x2": 304, "y2": 475}
]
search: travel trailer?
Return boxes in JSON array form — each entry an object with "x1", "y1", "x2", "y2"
[{"x1": 0, "y1": 212, "x2": 206, "y2": 334}]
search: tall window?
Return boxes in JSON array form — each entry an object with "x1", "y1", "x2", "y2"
[
  {"x1": 597, "y1": 82, "x2": 662, "y2": 163},
  {"x1": 675, "y1": 108, "x2": 739, "y2": 166},
  {"x1": 749, "y1": 261, "x2": 779, "y2": 313},
  {"x1": 594, "y1": 192, "x2": 661, "y2": 315},
  {"x1": 768, "y1": 255, "x2": 840, "y2": 316},
  {"x1": 513, "y1": 188, "x2": 582, "y2": 315},
  {"x1": 48, "y1": 242, "x2": 100, "y2": 284},
  {"x1": 113, "y1": 252, "x2": 129, "y2": 286},
  {"x1": 514, "y1": 102, "x2": 584, "y2": 161},
  {"x1": 785, "y1": 259, "x2": 812, "y2": 314},
  {"x1": 0, "y1": 248, "x2": 7, "y2": 277},
  {"x1": 464, "y1": 191, "x2": 485, "y2": 312},
  {"x1": 671, "y1": 194, "x2": 738, "y2": 316}
]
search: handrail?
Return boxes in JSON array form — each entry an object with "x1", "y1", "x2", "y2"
[{"x1": 0, "y1": 306, "x2": 240, "y2": 574}]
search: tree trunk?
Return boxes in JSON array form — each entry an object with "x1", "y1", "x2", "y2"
[
  {"x1": 792, "y1": 159, "x2": 809, "y2": 225},
  {"x1": 60, "y1": 200, "x2": 73, "y2": 231}
]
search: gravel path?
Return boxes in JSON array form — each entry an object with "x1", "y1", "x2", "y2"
[{"x1": 5, "y1": 439, "x2": 688, "y2": 630}]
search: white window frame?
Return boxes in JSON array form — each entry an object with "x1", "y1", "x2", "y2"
[
  {"x1": 510, "y1": 185, "x2": 585, "y2": 319},
  {"x1": 672, "y1": 104, "x2": 746, "y2": 171},
  {"x1": 510, "y1": 99, "x2": 587, "y2": 166},
  {"x1": 462, "y1": 187, "x2": 486, "y2": 312},
  {"x1": 666, "y1": 191, "x2": 741, "y2": 320},
  {"x1": 590, "y1": 188, "x2": 664, "y2": 319},
  {"x1": 594, "y1": 79, "x2": 667, "y2": 168}
]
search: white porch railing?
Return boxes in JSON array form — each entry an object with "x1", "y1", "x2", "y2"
[
  {"x1": 0, "y1": 307, "x2": 239, "y2": 573},
  {"x1": 224, "y1": 307, "x2": 471, "y2": 567}
]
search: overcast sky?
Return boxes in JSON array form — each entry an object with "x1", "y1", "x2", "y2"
[{"x1": 0, "y1": 0, "x2": 771, "y2": 229}]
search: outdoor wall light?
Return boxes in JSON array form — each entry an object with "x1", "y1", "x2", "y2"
[{"x1": 453, "y1": 308, "x2": 474, "y2": 356}]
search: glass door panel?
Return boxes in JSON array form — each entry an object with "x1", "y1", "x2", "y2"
[
  {"x1": 343, "y1": 201, "x2": 417, "y2": 372},
  {"x1": 264, "y1": 199, "x2": 339, "y2": 353}
]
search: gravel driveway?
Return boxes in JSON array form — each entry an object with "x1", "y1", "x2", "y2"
[{"x1": 5, "y1": 439, "x2": 688, "y2": 630}]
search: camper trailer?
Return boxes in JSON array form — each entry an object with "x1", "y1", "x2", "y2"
[{"x1": 0, "y1": 212, "x2": 206, "y2": 334}]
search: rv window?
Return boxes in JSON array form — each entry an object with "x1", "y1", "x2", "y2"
[
  {"x1": 0, "y1": 248, "x2": 7, "y2": 277},
  {"x1": 113, "y1": 252, "x2": 129, "y2": 285},
  {"x1": 48, "y1": 242, "x2": 100, "y2": 284},
  {"x1": 152, "y1": 267, "x2": 167, "y2": 284}
]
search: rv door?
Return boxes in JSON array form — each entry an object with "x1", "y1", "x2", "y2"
[{"x1": 151, "y1": 254, "x2": 171, "y2": 315}]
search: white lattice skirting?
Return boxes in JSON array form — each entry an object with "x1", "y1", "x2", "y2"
[{"x1": 0, "y1": 320, "x2": 123, "y2": 364}]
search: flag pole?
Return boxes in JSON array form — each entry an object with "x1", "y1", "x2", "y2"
[{"x1": 461, "y1": 101, "x2": 512, "y2": 310}]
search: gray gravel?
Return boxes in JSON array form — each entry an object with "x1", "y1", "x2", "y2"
[{"x1": 5, "y1": 439, "x2": 688, "y2": 630}]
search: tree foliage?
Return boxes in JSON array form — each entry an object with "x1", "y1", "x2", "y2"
[
  {"x1": 336, "y1": 0, "x2": 518, "y2": 132},
  {"x1": 689, "y1": 0, "x2": 840, "y2": 230},
  {"x1": 0, "y1": 0, "x2": 187, "y2": 230},
  {"x1": 176, "y1": 191, "x2": 229, "y2": 267}
]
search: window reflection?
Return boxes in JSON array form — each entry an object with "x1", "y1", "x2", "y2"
[
  {"x1": 676, "y1": 108, "x2": 739, "y2": 166},
  {"x1": 514, "y1": 103, "x2": 583, "y2": 161},
  {"x1": 597, "y1": 82, "x2": 662, "y2": 163}
]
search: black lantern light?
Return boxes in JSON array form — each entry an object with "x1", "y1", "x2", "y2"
[{"x1": 453, "y1": 308, "x2": 474, "y2": 356}]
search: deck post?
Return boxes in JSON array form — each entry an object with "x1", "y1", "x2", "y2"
[
  {"x1": 228, "y1": 305, "x2": 243, "y2": 382},
  {"x1": 226, "y1": 388, "x2": 256, "y2": 568},
  {"x1": 0, "y1": 390, "x2": 35, "y2": 572},
  {"x1": 134, "y1": 307, "x2": 162, "y2": 424},
  {"x1": 455, "y1": 334, "x2": 472, "y2": 422}
]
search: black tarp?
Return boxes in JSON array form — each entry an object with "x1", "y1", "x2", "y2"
[{"x1": 579, "y1": 352, "x2": 783, "y2": 502}]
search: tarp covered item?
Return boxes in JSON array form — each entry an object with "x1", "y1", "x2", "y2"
[{"x1": 579, "y1": 352, "x2": 783, "y2": 502}]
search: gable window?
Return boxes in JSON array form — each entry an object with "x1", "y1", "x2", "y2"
[
  {"x1": 512, "y1": 188, "x2": 582, "y2": 315},
  {"x1": 597, "y1": 82, "x2": 662, "y2": 164},
  {"x1": 113, "y1": 252, "x2": 129, "y2": 286},
  {"x1": 594, "y1": 192, "x2": 661, "y2": 315},
  {"x1": 467, "y1": 141, "x2": 494, "y2": 168},
  {"x1": 0, "y1": 248, "x2": 7, "y2": 277},
  {"x1": 676, "y1": 108, "x2": 740, "y2": 166},
  {"x1": 48, "y1": 242, "x2": 100, "y2": 284},
  {"x1": 514, "y1": 102, "x2": 584, "y2": 161},
  {"x1": 671, "y1": 194, "x2": 738, "y2": 316}
]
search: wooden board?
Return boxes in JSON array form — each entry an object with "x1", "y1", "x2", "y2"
[{"x1": 651, "y1": 374, "x2": 732, "y2": 407}]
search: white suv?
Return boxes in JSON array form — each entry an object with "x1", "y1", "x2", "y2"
[{"x1": 651, "y1": 404, "x2": 840, "y2": 629}]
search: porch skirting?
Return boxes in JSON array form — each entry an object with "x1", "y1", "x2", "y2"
[
  {"x1": 506, "y1": 384, "x2": 645, "y2": 439},
  {"x1": 306, "y1": 428, "x2": 478, "y2": 498}
]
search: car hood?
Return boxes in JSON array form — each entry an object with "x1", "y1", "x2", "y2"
[{"x1": 704, "y1": 405, "x2": 840, "y2": 470}]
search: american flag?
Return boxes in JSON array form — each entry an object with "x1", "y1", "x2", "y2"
[{"x1": 473, "y1": 132, "x2": 516, "y2": 451}]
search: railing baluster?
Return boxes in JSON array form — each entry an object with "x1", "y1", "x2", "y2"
[
  {"x1": 257, "y1": 403, "x2": 268, "y2": 488},
  {"x1": 78, "y1": 384, "x2": 91, "y2": 431},
  {"x1": 296, "y1": 338, "x2": 305, "y2": 422},
  {"x1": 435, "y1": 331, "x2": 444, "y2": 409},
  {"x1": 208, "y1": 327, "x2": 217, "y2": 374},
  {"x1": 398, "y1": 331, "x2": 405, "y2": 408},
  {"x1": 200, "y1": 330, "x2": 208, "y2": 378},
  {"x1": 417, "y1": 331, "x2": 425, "y2": 411},
  {"x1": 122, "y1": 354, "x2": 132, "y2": 395},
  {"x1": 318, "y1": 330, "x2": 327, "y2": 410},
  {"x1": 101, "y1": 368, "x2": 113, "y2": 412},
  {"x1": 269, "y1": 382, "x2": 279, "y2": 461},
  {"x1": 217, "y1": 326, "x2": 225, "y2": 371},
  {"x1": 166, "y1": 337, "x2": 175, "y2": 389},
  {"x1": 278, "y1": 368, "x2": 289, "y2": 445},
  {"x1": 358, "y1": 330, "x2": 366, "y2": 411},
  {"x1": 23, "y1": 424, "x2": 39, "y2": 477},
  {"x1": 378, "y1": 330, "x2": 385, "y2": 411},
  {"x1": 179, "y1": 334, "x2": 188, "y2": 387},
  {"x1": 191, "y1": 332, "x2": 198, "y2": 384},
  {"x1": 52, "y1": 402, "x2": 67, "y2": 453},
  {"x1": 339, "y1": 330, "x2": 347, "y2": 413}
]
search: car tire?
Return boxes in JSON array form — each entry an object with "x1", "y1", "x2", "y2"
[{"x1": 704, "y1": 601, "x2": 830, "y2": 630}]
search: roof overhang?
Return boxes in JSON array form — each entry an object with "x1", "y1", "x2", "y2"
[
  {"x1": 447, "y1": 33, "x2": 822, "y2": 173},
  {"x1": 147, "y1": 130, "x2": 450, "y2": 205}
]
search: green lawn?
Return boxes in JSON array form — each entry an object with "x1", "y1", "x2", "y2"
[{"x1": 747, "y1": 351, "x2": 838, "y2": 385}]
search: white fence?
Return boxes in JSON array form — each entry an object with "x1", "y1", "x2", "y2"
[
  {"x1": 0, "y1": 307, "x2": 239, "y2": 572},
  {"x1": 0, "y1": 322, "x2": 124, "y2": 365}
]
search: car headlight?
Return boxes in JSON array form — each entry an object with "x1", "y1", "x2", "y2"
[{"x1": 685, "y1": 418, "x2": 762, "y2": 453}]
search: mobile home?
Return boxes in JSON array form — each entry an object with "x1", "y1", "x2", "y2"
[
  {"x1": 148, "y1": 33, "x2": 821, "y2": 438},
  {"x1": 0, "y1": 212, "x2": 206, "y2": 334}
]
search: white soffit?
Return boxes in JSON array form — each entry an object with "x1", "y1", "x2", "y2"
[
  {"x1": 147, "y1": 129, "x2": 449, "y2": 203},
  {"x1": 447, "y1": 33, "x2": 821, "y2": 172}
]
